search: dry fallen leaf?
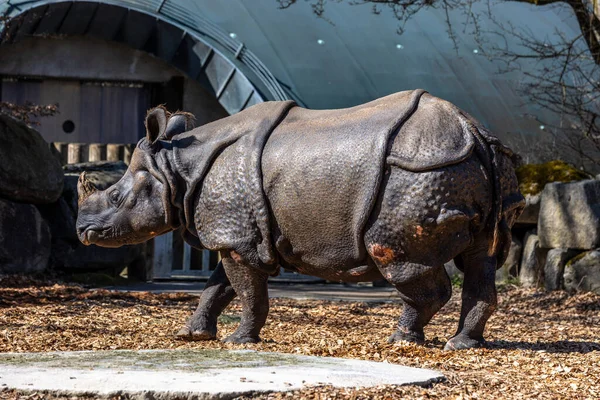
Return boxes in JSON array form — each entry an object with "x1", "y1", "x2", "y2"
[{"x1": 0, "y1": 276, "x2": 598, "y2": 399}]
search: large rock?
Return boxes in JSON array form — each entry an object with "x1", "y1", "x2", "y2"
[
  {"x1": 496, "y1": 236, "x2": 522, "y2": 282},
  {"x1": 0, "y1": 198, "x2": 51, "y2": 274},
  {"x1": 544, "y1": 248, "x2": 579, "y2": 291},
  {"x1": 39, "y1": 161, "x2": 146, "y2": 274},
  {"x1": 0, "y1": 113, "x2": 63, "y2": 203},
  {"x1": 563, "y1": 250, "x2": 600, "y2": 295},
  {"x1": 538, "y1": 180, "x2": 600, "y2": 249},
  {"x1": 444, "y1": 260, "x2": 462, "y2": 278},
  {"x1": 519, "y1": 231, "x2": 545, "y2": 287}
]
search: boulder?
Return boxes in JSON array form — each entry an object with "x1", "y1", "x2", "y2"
[
  {"x1": 444, "y1": 260, "x2": 462, "y2": 278},
  {"x1": 515, "y1": 194, "x2": 540, "y2": 226},
  {"x1": 538, "y1": 180, "x2": 600, "y2": 249},
  {"x1": 0, "y1": 113, "x2": 63, "y2": 203},
  {"x1": 38, "y1": 161, "x2": 146, "y2": 275},
  {"x1": 496, "y1": 236, "x2": 522, "y2": 282},
  {"x1": 563, "y1": 250, "x2": 600, "y2": 295},
  {"x1": 544, "y1": 248, "x2": 580, "y2": 291},
  {"x1": 519, "y1": 231, "x2": 546, "y2": 287},
  {"x1": 37, "y1": 196, "x2": 78, "y2": 243},
  {"x1": 0, "y1": 198, "x2": 51, "y2": 274}
]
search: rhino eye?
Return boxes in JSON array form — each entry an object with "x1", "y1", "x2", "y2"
[{"x1": 109, "y1": 190, "x2": 121, "y2": 205}]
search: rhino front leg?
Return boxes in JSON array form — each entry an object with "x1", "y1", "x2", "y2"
[
  {"x1": 445, "y1": 236, "x2": 497, "y2": 350},
  {"x1": 220, "y1": 251, "x2": 270, "y2": 344},
  {"x1": 176, "y1": 261, "x2": 236, "y2": 340}
]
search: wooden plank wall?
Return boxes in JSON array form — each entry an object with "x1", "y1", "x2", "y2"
[{"x1": 1, "y1": 78, "x2": 149, "y2": 144}]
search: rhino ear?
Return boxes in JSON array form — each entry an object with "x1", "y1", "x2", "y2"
[
  {"x1": 145, "y1": 106, "x2": 169, "y2": 144},
  {"x1": 164, "y1": 112, "x2": 195, "y2": 140}
]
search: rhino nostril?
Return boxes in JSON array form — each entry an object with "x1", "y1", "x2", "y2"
[{"x1": 76, "y1": 227, "x2": 88, "y2": 238}]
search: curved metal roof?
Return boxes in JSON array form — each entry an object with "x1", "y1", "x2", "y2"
[
  {"x1": 193, "y1": 0, "x2": 582, "y2": 150},
  {"x1": 0, "y1": 0, "x2": 586, "y2": 153},
  {"x1": 0, "y1": 0, "x2": 292, "y2": 114}
]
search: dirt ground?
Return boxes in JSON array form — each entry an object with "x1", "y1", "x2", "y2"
[{"x1": 0, "y1": 276, "x2": 599, "y2": 399}]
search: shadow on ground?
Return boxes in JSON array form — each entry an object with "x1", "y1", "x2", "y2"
[{"x1": 487, "y1": 339, "x2": 600, "y2": 354}]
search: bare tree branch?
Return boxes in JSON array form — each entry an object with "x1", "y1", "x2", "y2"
[
  {"x1": 277, "y1": 0, "x2": 600, "y2": 169},
  {"x1": 0, "y1": 102, "x2": 59, "y2": 126}
]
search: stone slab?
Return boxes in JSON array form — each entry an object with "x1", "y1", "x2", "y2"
[
  {"x1": 544, "y1": 248, "x2": 579, "y2": 291},
  {"x1": 538, "y1": 180, "x2": 600, "y2": 249},
  {"x1": 520, "y1": 231, "x2": 541, "y2": 287},
  {"x1": 0, "y1": 349, "x2": 444, "y2": 399}
]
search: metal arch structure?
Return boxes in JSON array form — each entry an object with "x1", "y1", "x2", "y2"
[{"x1": 0, "y1": 0, "x2": 294, "y2": 114}]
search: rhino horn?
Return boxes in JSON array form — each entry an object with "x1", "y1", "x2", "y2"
[{"x1": 77, "y1": 172, "x2": 98, "y2": 204}]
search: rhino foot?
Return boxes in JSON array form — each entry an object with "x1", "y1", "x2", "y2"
[
  {"x1": 444, "y1": 335, "x2": 484, "y2": 350},
  {"x1": 387, "y1": 330, "x2": 425, "y2": 345},
  {"x1": 175, "y1": 326, "x2": 217, "y2": 341},
  {"x1": 223, "y1": 332, "x2": 261, "y2": 344}
]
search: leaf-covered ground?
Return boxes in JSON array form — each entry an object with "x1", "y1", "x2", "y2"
[{"x1": 0, "y1": 276, "x2": 599, "y2": 399}]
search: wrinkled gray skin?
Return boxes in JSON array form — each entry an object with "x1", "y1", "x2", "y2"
[{"x1": 77, "y1": 93, "x2": 524, "y2": 350}]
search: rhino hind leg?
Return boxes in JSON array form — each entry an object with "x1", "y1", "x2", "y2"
[
  {"x1": 177, "y1": 261, "x2": 237, "y2": 341},
  {"x1": 445, "y1": 234, "x2": 497, "y2": 350},
  {"x1": 220, "y1": 251, "x2": 270, "y2": 344},
  {"x1": 376, "y1": 261, "x2": 452, "y2": 344}
]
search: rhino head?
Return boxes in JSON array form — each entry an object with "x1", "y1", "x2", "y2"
[{"x1": 76, "y1": 107, "x2": 194, "y2": 248}]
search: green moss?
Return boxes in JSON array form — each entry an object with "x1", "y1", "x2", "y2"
[
  {"x1": 565, "y1": 251, "x2": 589, "y2": 268},
  {"x1": 450, "y1": 274, "x2": 463, "y2": 288},
  {"x1": 516, "y1": 160, "x2": 591, "y2": 196}
]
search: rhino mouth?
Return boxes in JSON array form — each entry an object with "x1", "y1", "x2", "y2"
[{"x1": 79, "y1": 227, "x2": 111, "y2": 246}]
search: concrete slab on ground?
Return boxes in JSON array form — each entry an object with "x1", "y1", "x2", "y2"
[
  {"x1": 103, "y1": 282, "x2": 401, "y2": 303},
  {"x1": 0, "y1": 349, "x2": 444, "y2": 399}
]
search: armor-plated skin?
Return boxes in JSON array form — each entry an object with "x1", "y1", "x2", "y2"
[{"x1": 76, "y1": 91, "x2": 524, "y2": 349}]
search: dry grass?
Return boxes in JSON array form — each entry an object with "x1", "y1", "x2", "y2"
[{"x1": 0, "y1": 276, "x2": 599, "y2": 399}]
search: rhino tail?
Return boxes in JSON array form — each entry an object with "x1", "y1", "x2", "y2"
[{"x1": 464, "y1": 118, "x2": 525, "y2": 263}]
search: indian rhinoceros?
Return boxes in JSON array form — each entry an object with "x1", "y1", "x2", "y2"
[{"x1": 76, "y1": 89, "x2": 524, "y2": 350}]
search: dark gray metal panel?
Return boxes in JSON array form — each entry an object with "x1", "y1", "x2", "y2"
[
  {"x1": 203, "y1": 53, "x2": 234, "y2": 100},
  {"x1": 194, "y1": 71, "x2": 217, "y2": 96},
  {"x1": 76, "y1": 83, "x2": 150, "y2": 143},
  {"x1": 1, "y1": 79, "x2": 42, "y2": 108},
  {"x1": 191, "y1": 40, "x2": 213, "y2": 68},
  {"x1": 34, "y1": 1, "x2": 70, "y2": 35},
  {"x1": 151, "y1": 19, "x2": 184, "y2": 62},
  {"x1": 219, "y1": 70, "x2": 254, "y2": 114},
  {"x1": 244, "y1": 91, "x2": 262, "y2": 110},
  {"x1": 14, "y1": 7, "x2": 47, "y2": 39},
  {"x1": 116, "y1": 9, "x2": 155, "y2": 50},
  {"x1": 171, "y1": 34, "x2": 203, "y2": 79},
  {"x1": 86, "y1": 3, "x2": 127, "y2": 40},
  {"x1": 79, "y1": 83, "x2": 102, "y2": 142},
  {"x1": 58, "y1": 2, "x2": 98, "y2": 35}
]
